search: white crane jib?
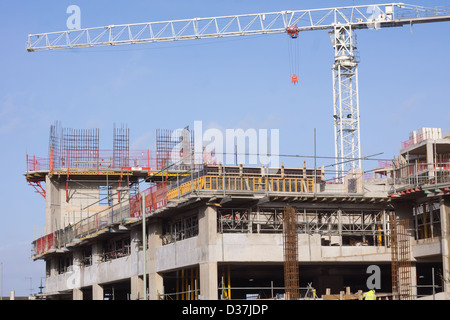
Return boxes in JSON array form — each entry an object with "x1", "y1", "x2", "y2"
[{"x1": 26, "y1": 3, "x2": 450, "y2": 179}]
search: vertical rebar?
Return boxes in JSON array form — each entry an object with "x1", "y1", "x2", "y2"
[
  {"x1": 113, "y1": 124, "x2": 129, "y2": 169},
  {"x1": 156, "y1": 126, "x2": 193, "y2": 171},
  {"x1": 283, "y1": 206, "x2": 299, "y2": 300},
  {"x1": 390, "y1": 214, "x2": 399, "y2": 299},
  {"x1": 141, "y1": 191, "x2": 147, "y2": 300},
  {"x1": 390, "y1": 214, "x2": 413, "y2": 300},
  {"x1": 57, "y1": 125, "x2": 99, "y2": 170}
]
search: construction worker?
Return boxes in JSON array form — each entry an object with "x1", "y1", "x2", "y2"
[{"x1": 362, "y1": 289, "x2": 376, "y2": 300}]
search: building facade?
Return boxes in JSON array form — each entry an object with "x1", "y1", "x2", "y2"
[{"x1": 27, "y1": 125, "x2": 450, "y2": 300}]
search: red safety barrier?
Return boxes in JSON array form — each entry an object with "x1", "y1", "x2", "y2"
[
  {"x1": 130, "y1": 193, "x2": 142, "y2": 218},
  {"x1": 26, "y1": 155, "x2": 49, "y2": 172},
  {"x1": 35, "y1": 238, "x2": 42, "y2": 256},
  {"x1": 34, "y1": 233, "x2": 56, "y2": 256},
  {"x1": 377, "y1": 160, "x2": 393, "y2": 168},
  {"x1": 47, "y1": 233, "x2": 55, "y2": 251},
  {"x1": 129, "y1": 182, "x2": 167, "y2": 217},
  {"x1": 152, "y1": 182, "x2": 167, "y2": 209}
]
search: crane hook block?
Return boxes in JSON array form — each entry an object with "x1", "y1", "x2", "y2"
[
  {"x1": 286, "y1": 26, "x2": 299, "y2": 38},
  {"x1": 290, "y1": 74, "x2": 299, "y2": 84}
]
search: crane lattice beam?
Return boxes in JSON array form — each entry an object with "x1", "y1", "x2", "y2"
[
  {"x1": 27, "y1": 3, "x2": 450, "y2": 52},
  {"x1": 26, "y1": 3, "x2": 450, "y2": 179}
]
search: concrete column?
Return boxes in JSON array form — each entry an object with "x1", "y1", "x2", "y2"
[
  {"x1": 90, "y1": 241, "x2": 104, "y2": 300},
  {"x1": 199, "y1": 262, "x2": 218, "y2": 300},
  {"x1": 429, "y1": 200, "x2": 434, "y2": 239},
  {"x1": 92, "y1": 241, "x2": 103, "y2": 265},
  {"x1": 426, "y1": 142, "x2": 435, "y2": 179},
  {"x1": 344, "y1": 169, "x2": 353, "y2": 192},
  {"x1": 198, "y1": 206, "x2": 218, "y2": 300},
  {"x1": 440, "y1": 197, "x2": 450, "y2": 298},
  {"x1": 356, "y1": 168, "x2": 363, "y2": 193},
  {"x1": 92, "y1": 283, "x2": 104, "y2": 300},
  {"x1": 130, "y1": 230, "x2": 143, "y2": 300},
  {"x1": 148, "y1": 219, "x2": 164, "y2": 300},
  {"x1": 72, "y1": 249, "x2": 82, "y2": 267},
  {"x1": 71, "y1": 249, "x2": 83, "y2": 294},
  {"x1": 131, "y1": 276, "x2": 144, "y2": 300},
  {"x1": 50, "y1": 257, "x2": 58, "y2": 277},
  {"x1": 73, "y1": 288, "x2": 83, "y2": 300},
  {"x1": 410, "y1": 263, "x2": 418, "y2": 299},
  {"x1": 198, "y1": 206, "x2": 218, "y2": 248}
]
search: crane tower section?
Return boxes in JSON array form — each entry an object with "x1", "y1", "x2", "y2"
[{"x1": 330, "y1": 25, "x2": 361, "y2": 179}]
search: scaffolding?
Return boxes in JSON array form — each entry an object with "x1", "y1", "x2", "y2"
[{"x1": 217, "y1": 207, "x2": 389, "y2": 246}]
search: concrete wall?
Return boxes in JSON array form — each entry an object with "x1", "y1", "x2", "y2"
[
  {"x1": 46, "y1": 251, "x2": 144, "y2": 296},
  {"x1": 155, "y1": 232, "x2": 392, "y2": 271},
  {"x1": 45, "y1": 202, "x2": 392, "y2": 298},
  {"x1": 156, "y1": 237, "x2": 200, "y2": 271},
  {"x1": 45, "y1": 176, "x2": 130, "y2": 234},
  {"x1": 46, "y1": 201, "x2": 450, "y2": 300},
  {"x1": 45, "y1": 176, "x2": 62, "y2": 233}
]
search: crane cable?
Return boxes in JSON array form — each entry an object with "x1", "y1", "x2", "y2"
[{"x1": 286, "y1": 26, "x2": 300, "y2": 85}]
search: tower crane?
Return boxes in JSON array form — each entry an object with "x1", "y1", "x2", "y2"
[{"x1": 26, "y1": 3, "x2": 450, "y2": 179}]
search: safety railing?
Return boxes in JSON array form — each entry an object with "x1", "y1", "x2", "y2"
[
  {"x1": 130, "y1": 182, "x2": 167, "y2": 218},
  {"x1": 32, "y1": 202, "x2": 132, "y2": 258},
  {"x1": 393, "y1": 162, "x2": 450, "y2": 186},
  {"x1": 26, "y1": 149, "x2": 155, "y2": 173},
  {"x1": 26, "y1": 155, "x2": 49, "y2": 172},
  {"x1": 400, "y1": 131, "x2": 449, "y2": 150},
  {"x1": 101, "y1": 246, "x2": 131, "y2": 262},
  {"x1": 167, "y1": 175, "x2": 315, "y2": 200}
]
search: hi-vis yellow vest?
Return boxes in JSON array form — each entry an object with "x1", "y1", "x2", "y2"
[{"x1": 363, "y1": 290, "x2": 376, "y2": 300}]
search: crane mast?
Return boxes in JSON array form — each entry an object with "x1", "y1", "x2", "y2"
[
  {"x1": 26, "y1": 3, "x2": 450, "y2": 179},
  {"x1": 331, "y1": 25, "x2": 361, "y2": 178}
]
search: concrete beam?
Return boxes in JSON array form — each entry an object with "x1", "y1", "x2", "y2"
[{"x1": 259, "y1": 201, "x2": 389, "y2": 210}]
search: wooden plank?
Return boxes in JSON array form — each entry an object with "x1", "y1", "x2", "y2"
[{"x1": 322, "y1": 294, "x2": 341, "y2": 300}]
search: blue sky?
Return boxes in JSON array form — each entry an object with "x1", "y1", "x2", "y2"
[{"x1": 0, "y1": 0, "x2": 449, "y2": 296}]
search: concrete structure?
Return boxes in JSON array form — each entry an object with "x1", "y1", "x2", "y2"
[{"x1": 27, "y1": 126, "x2": 450, "y2": 300}]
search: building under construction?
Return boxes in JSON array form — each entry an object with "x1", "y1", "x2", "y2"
[{"x1": 26, "y1": 123, "x2": 450, "y2": 300}]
